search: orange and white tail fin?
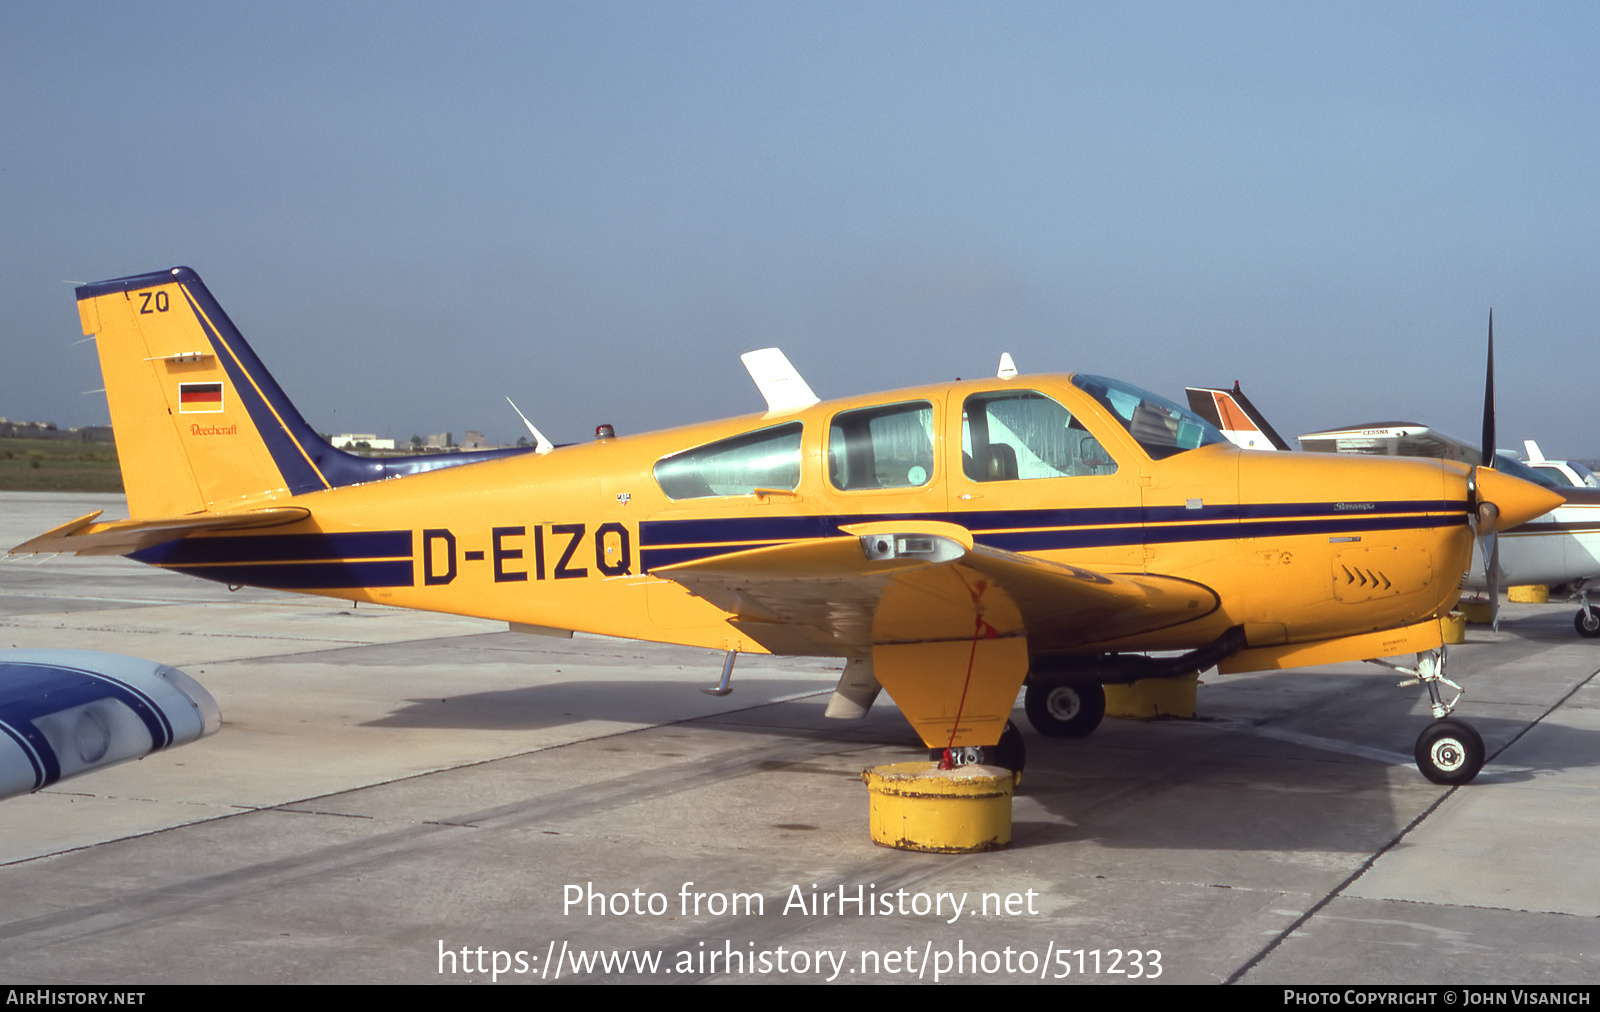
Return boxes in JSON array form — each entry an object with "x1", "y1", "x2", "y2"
[{"x1": 1184, "y1": 382, "x2": 1292, "y2": 452}]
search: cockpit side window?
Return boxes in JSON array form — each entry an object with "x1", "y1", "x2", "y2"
[
  {"x1": 962, "y1": 390, "x2": 1118, "y2": 481},
  {"x1": 1531, "y1": 463, "x2": 1577, "y2": 487},
  {"x1": 1072, "y1": 374, "x2": 1227, "y2": 460},
  {"x1": 829, "y1": 401, "x2": 935, "y2": 491},
  {"x1": 1495, "y1": 452, "x2": 1562, "y2": 489},
  {"x1": 654, "y1": 422, "x2": 803, "y2": 500}
]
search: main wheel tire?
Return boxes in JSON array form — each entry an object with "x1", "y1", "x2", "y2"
[
  {"x1": 1024, "y1": 681, "x2": 1106, "y2": 738},
  {"x1": 1575, "y1": 609, "x2": 1600, "y2": 638},
  {"x1": 1414, "y1": 719, "x2": 1486, "y2": 785},
  {"x1": 928, "y1": 721, "x2": 1026, "y2": 773}
]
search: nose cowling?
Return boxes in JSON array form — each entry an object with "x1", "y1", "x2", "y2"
[{"x1": 1474, "y1": 467, "x2": 1565, "y2": 531}]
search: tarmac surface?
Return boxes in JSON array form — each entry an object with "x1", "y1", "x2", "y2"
[{"x1": 1, "y1": 491, "x2": 1596, "y2": 985}]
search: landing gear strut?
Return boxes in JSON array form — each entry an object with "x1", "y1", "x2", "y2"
[{"x1": 1369, "y1": 647, "x2": 1486, "y2": 785}]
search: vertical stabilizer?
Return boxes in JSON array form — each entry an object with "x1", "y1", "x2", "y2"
[
  {"x1": 77, "y1": 267, "x2": 534, "y2": 518},
  {"x1": 1184, "y1": 382, "x2": 1292, "y2": 452},
  {"x1": 77, "y1": 268, "x2": 308, "y2": 516},
  {"x1": 740, "y1": 348, "x2": 820, "y2": 414}
]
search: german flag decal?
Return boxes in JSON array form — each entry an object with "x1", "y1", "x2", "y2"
[{"x1": 178, "y1": 382, "x2": 224, "y2": 414}]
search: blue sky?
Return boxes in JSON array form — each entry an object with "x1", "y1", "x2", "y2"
[{"x1": 3, "y1": 2, "x2": 1597, "y2": 454}]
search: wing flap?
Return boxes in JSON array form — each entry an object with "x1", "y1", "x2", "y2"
[{"x1": 958, "y1": 545, "x2": 1221, "y2": 650}]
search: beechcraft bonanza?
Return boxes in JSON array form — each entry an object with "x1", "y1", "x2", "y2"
[
  {"x1": 11, "y1": 270, "x2": 1564, "y2": 787},
  {"x1": 1191, "y1": 368, "x2": 1600, "y2": 640}
]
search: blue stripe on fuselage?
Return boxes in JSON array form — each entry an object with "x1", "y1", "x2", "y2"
[
  {"x1": 128, "y1": 530, "x2": 414, "y2": 592},
  {"x1": 637, "y1": 503, "x2": 1467, "y2": 571},
  {"x1": 160, "y1": 559, "x2": 415, "y2": 590},
  {"x1": 638, "y1": 501, "x2": 1463, "y2": 549},
  {"x1": 122, "y1": 502, "x2": 1466, "y2": 583},
  {"x1": 129, "y1": 530, "x2": 412, "y2": 566}
]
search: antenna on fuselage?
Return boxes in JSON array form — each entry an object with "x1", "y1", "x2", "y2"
[
  {"x1": 504, "y1": 397, "x2": 554, "y2": 454},
  {"x1": 997, "y1": 352, "x2": 1017, "y2": 379}
]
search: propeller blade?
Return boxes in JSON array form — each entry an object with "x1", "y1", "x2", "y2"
[
  {"x1": 1486, "y1": 528, "x2": 1501, "y2": 632},
  {"x1": 1481, "y1": 309, "x2": 1495, "y2": 467},
  {"x1": 1476, "y1": 309, "x2": 1501, "y2": 628},
  {"x1": 1476, "y1": 498, "x2": 1501, "y2": 630}
]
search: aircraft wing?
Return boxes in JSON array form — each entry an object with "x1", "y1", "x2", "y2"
[
  {"x1": 10, "y1": 507, "x2": 311, "y2": 557},
  {"x1": 654, "y1": 522, "x2": 1218, "y2": 747},
  {"x1": 651, "y1": 521, "x2": 1219, "y2": 656},
  {"x1": 0, "y1": 649, "x2": 220, "y2": 800}
]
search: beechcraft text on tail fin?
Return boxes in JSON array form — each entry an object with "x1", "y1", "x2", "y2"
[{"x1": 13, "y1": 267, "x2": 1565, "y2": 785}]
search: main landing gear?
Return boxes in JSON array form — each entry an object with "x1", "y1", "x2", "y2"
[
  {"x1": 1570, "y1": 582, "x2": 1600, "y2": 637},
  {"x1": 1371, "y1": 648, "x2": 1486, "y2": 785},
  {"x1": 1576, "y1": 610, "x2": 1600, "y2": 638},
  {"x1": 925, "y1": 680, "x2": 1106, "y2": 776},
  {"x1": 1023, "y1": 681, "x2": 1107, "y2": 738},
  {"x1": 931, "y1": 721, "x2": 1027, "y2": 774}
]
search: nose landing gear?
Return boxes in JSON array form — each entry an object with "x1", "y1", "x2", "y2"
[
  {"x1": 1371, "y1": 648, "x2": 1486, "y2": 785},
  {"x1": 1414, "y1": 719, "x2": 1486, "y2": 785}
]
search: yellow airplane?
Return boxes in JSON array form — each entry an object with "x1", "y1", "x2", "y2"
[{"x1": 13, "y1": 268, "x2": 1563, "y2": 786}]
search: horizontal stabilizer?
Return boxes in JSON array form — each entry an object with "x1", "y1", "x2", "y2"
[{"x1": 10, "y1": 507, "x2": 310, "y2": 557}]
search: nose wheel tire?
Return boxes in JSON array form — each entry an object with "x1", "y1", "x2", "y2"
[
  {"x1": 930, "y1": 721, "x2": 1026, "y2": 773},
  {"x1": 1575, "y1": 610, "x2": 1600, "y2": 638},
  {"x1": 1024, "y1": 681, "x2": 1106, "y2": 738},
  {"x1": 1414, "y1": 719, "x2": 1485, "y2": 785}
]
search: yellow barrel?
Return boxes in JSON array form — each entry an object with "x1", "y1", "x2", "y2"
[
  {"x1": 1105, "y1": 672, "x2": 1199, "y2": 719},
  {"x1": 1459, "y1": 599, "x2": 1494, "y2": 624},
  {"x1": 1440, "y1": 611, "x2": 1467, "y2": 644},
  {"x1": 861, "y1": 762, "x2": 1014, "y2": 853},
  {"x1": 1508, "y1": 585, "x2": 1550, "y2": 603}
]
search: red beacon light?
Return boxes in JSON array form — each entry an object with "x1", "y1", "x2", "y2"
[{"x1": 595, "y1": 424, "x2": 615, "y2": 440}]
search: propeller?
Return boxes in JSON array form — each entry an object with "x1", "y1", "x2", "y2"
[
  {"x1": 1472, "y1": 311, "x2": 1502, "y2": 630},
  {"x1": 1464, "y1": 311, "x2": 1567, "y2": 619}
]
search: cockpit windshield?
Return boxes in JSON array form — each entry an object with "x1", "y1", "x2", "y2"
[{"x1": 1071, "y1": 374, "x2": 1227, "y2": 460}]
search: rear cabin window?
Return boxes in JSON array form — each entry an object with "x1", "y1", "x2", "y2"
[
  {"x1": 829, "y1": 401, "x2": 935, "y2": 491},
  {"x1": 962, "y1": 390, "x2": 1118, "y2": 481},
  {"x1": 653, "y1": 422, "x2": 803, "y2": 500}
]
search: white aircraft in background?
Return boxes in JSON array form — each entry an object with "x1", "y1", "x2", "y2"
[
  {"x1": 1523, "y1": 440, "x2": 1600, "y2": 489},
  {"x1": 1186, "y1": 384, "x2": 1600, "y2": 639}
]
